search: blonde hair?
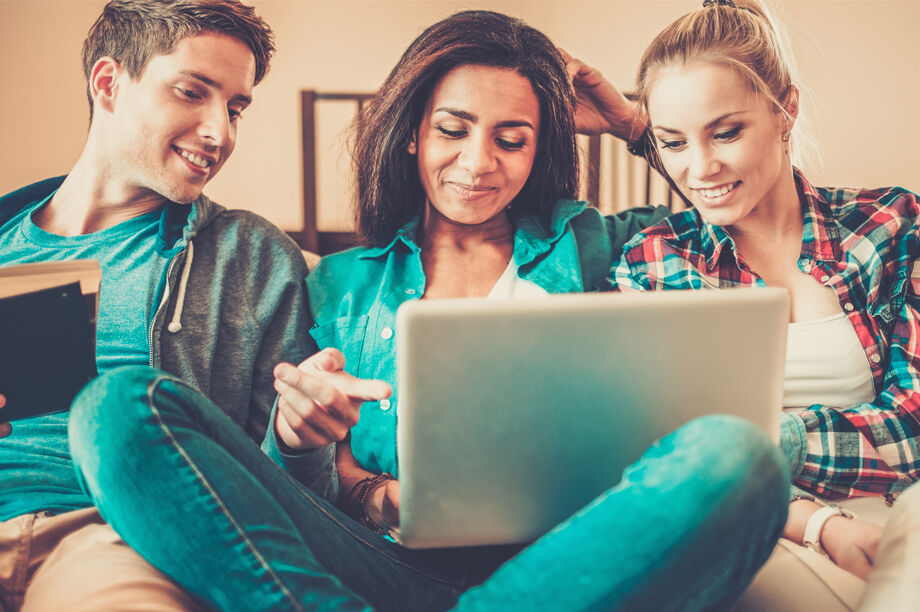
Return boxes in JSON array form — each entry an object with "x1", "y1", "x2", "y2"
[{"x1": 636, "y1": 0, "x2": 815, "y2": 167}]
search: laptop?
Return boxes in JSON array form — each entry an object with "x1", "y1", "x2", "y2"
[{"x1": 393, "y1": 288, "x2": 789, "y2": 549}]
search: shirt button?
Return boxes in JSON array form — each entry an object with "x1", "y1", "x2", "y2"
[
  {"x1": 844, "y1": 303, "x2": 855, "y2": 311},
  {"x1": 405, "y1": 288, "x2": 416, "y2": 295},
  {"x1": 820, "y1": 275, "x2": 830, "y2": 283},
  {"x1": 380, "y1": 399, "x2": 391, "y2": 411},
  {"x1": 802, "y1": 262, "x2": 812, "y2": 273},
  {"x1": 381, "y1": 327, "x2": 393, "y2": 340},
  {"x1": 870, "y1": 354, "x2": 882, "y2": 364}
]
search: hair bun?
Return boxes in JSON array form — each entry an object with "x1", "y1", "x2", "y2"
[{"x1": 702, "y1": 0, "x2": 737, "y2": 7}]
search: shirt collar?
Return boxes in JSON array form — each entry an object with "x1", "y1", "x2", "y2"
[
  {"x1": 358, "y1": 216, "x2": 422, "y2": 259},
  {"x1": 357, "y1": 200, "x2": 588, "y2": 263},
  {"x1": 698, "y1": 167, "x2": 839, "y2": 272},
  {"x1": 795, "y1": 168, "x2": 842, "y2": 263},
  {"x1": 513, "y1": 200, "x2": 587, "y2": 266},
  {"x1": 699, "y1": 214, "x2": 737, "y2": 272}
]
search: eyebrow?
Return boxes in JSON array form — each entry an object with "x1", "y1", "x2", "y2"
[
  {"x1": 180, "y1": 71, "x2": 252, "y2": 106},
  {"x1": 433, "y1": 107, "x2": 535, "y2": 130},
  {"x1": 651, "y1": 111, "x2": 748, "y2": 134}
]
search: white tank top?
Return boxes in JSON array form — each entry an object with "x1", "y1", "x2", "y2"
[
  {"x1": 783, "y1": 312, "x2": 875, "y2": 409},
  {"x1": 487, "y1": 257, "x2": 549, "y2": 299}
]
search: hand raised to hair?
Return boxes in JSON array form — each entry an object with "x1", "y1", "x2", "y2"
[
  {"x1": 273, "y1": 348, "x2": 391, "y2": 451},
  {"x1": 560, "y1": 49, "x2": 647, "y2": 141}
]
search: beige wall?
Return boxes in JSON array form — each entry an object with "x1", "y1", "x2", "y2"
[{"x1": 2, "y1": 0, "x2": 919, "y2": 232}]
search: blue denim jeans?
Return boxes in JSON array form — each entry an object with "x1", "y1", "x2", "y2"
[{"x1": 69, "y1": 366, "x2": 789, "y2": 612}]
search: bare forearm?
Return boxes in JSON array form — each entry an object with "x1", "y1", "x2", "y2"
[
  {"x1": 784, "y1": 499, "x2": 823, "y2": 544},
  {"x1": 783, "y1": 497, "x2": 881, "y2": 580}
]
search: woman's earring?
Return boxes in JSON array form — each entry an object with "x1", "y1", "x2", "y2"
[{"x1": 781, "y1": 132, "x2": 790, "y2": 143}]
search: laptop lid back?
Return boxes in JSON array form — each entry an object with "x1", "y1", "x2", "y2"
[{"x1": 395, "y1": 289, "x2": 788, "y2": 548}]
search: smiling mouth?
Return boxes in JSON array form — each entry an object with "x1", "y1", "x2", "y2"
[
  {"x1": 693, "y1": 182, "x2": 739, "y2": 199},
  {"x1": 448, "y1": 182, "x2": 498, "y2": 199},
  {"x1": 173, "y1": 147, "x2": 214, "y2": 170}
]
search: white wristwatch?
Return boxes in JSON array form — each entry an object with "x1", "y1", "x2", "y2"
[{"x1": 802, "y1": 504, "x2": 855, "y2": 555}]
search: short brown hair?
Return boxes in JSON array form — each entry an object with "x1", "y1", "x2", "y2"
[{"x1": 82, "y1": 0, "x2": 274, "y2": 114}]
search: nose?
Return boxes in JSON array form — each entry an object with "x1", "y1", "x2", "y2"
[
  {"x1": 689, "y1": 145, "x2": 721, "y2": 181},
  {"x1": 457, "y1": 133, "x2": 497, "y2": 176},
  {"x1": 198, "y1": 101, "x2": 232, "y2": 149}
]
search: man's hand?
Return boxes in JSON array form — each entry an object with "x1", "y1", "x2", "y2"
[
  {"x1": 367, "y1": 478, "x2": 401, "y2": 530},
  {"x1": 560, "y1": 49, "x2": 647, "y2": 141},
  {"x1": 821, "y1": 516, "x2": 882, "y2": 580},
  {"x1": 0, "y1": 394, "x2": 10, "y2": 438},
  {"x1": 273, "y1": 348, "x2": 391, "y2": 451}
]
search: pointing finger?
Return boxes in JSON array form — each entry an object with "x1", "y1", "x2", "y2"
[{"x1": 297, "y1": 348, "x2": 346, "y2": 374}]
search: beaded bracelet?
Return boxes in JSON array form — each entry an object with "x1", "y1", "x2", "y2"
[{"x1": 348, "y1": 472, "x2": 396, "y2": 535}]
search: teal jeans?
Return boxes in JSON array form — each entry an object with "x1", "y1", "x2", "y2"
[{"x1": 69, "y1": 366, "x2": 789, "y2": 611}]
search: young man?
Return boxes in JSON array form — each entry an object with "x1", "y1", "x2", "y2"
[{"x1": 0, "y1": 1, "x2": 328, "y2": 608}]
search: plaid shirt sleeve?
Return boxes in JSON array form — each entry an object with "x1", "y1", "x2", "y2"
[
  {"x1": 788, "y1": 283, "x2": 920, "y2": 498},
  {"x1": 787, "y1": 191, "x2": 920, "y2": 498},
  {"x1": 611, "y1": 211, "x2": 722, "y2": 293},
  {"x1": 611, "y1": 245, "x2": 652, "y2": 292}
]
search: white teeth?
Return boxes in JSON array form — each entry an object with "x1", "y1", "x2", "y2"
[
  {"x1": 179, "y1": 149, "x2": 210, "y2": 169},
  {"x1": 698, "y1": 183, "x2": 736, "y2": 198}
]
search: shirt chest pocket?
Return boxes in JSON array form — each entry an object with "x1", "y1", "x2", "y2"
[{"x1": 309, "y1": 315, "x2": 369, "y2": 376}]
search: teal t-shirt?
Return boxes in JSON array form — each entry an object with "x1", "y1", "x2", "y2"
[{"x1": 0, "y1": 194, "x2": 174, "y2": 521}]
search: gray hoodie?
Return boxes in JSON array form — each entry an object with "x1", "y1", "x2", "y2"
[{"x1": 0, "y1": 176, "x2": 336, "y2": 499}]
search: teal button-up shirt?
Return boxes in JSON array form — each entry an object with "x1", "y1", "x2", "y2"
[{"x1": 306, "y1": 201, "x2": 669, "y2": 476}]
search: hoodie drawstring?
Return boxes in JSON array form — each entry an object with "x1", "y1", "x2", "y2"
[{"x1": 167, "y1": 240, "x2": 194, "y2": 333}]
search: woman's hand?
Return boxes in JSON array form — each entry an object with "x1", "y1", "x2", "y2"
[
  {"x1": 785, "y1": 498, "x2": 882, "y2": 580},
  {"x1": 366, "y1": 478, "x2": 401, "y2": 530},
  {"x1": 273, "y1": 348, "x2": 391, "y2": 451},
  {"x1": 820, "y1": 516, "x2": 882, "y2": 580},
  {"x1": 560, "y1": 49, "x2": 647, "y2": 141}
]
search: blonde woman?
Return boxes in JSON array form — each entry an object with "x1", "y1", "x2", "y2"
[{"x1": 570, "y1": 0, "x2": 920, "y2": 609}]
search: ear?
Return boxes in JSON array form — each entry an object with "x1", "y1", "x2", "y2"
[
  {"x1": 89, "y1": 56, "x2": 123, "y2": 114},
  {"x1": 407, "y1": 132, "x2": 417, "y2": 155},
  {"x1": 780, "y1": 84, "x2": 800, "y2": 130}
]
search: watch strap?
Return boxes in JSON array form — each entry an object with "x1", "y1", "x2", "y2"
[{"x1": 802, "y1": 504, "x2": 855, "y2": 555}]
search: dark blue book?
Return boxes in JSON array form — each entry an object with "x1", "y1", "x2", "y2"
[{"x1": 0, "y1": 261, "x2": 100, "y2": 421}]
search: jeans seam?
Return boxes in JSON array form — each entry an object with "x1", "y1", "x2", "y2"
[
  {"x1": 145, "y1": 376, "x2": 308, "y2": 612},
  {"x1": 147, "y1": 373, "x2": 463, "y2": 602}
]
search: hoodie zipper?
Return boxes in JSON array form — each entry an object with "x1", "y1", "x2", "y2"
[{"x1": 148, "y1": 251, "x2": 183, "y2": 366}]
